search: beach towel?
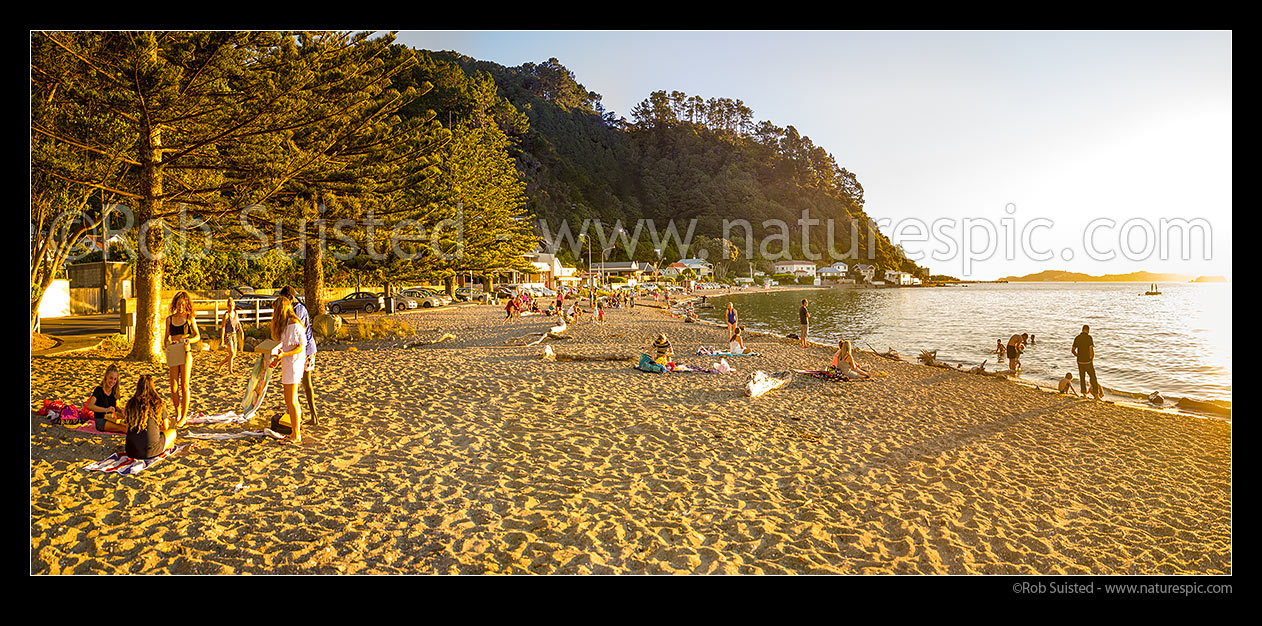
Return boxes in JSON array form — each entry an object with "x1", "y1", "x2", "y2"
[
  {"x1": 184, "y1": 411, "x2": 249, "y2": 425},
  {"x1": 83, "y1": 445, "x2": 187, "y2": 476},
  {"x1": 635, "y1": 353, "x2": 667, "y2": 373},
  {"x1": 239, "y1": 352, "x2": 274, "y2": 418},
  {"x1": 63, "y1": 419, "x2": 123, "y2": 435},
  {"x1": 184, "y1": 430, "x2": 286, "y2": 441},
  {"x1": 696, "y1": 346, "x2": 761, "y2": 357}
]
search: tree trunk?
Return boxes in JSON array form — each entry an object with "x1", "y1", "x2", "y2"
[
  {"x1": 303, "y1": 238, "x2": 324, "y2": 316},
  {"x1": 125, "y1": 125, "x2": 165, "y2": 363},
  {"x1": 443, "y1": 275, "x2": 455, "y2": 298}
]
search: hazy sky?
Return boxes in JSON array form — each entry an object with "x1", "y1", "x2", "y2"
[{"x1": 395, "y1": 31, "x2": 1232, "y2": 280}]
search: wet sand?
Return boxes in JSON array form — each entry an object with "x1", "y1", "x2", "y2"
[{"x1": 30, "y1": 301, "x2": 1231, "y2": 574}]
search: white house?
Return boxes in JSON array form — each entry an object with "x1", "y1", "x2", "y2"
[
  {"x1": 852, "y1": 264, "x2": 876, "y2": 282},
  {"x1": 676, "y1": 258, "x2": 713, "y2": 277},
  {"x1": 817, "y1": 266, "x2": 848, "y2": 281},
  {"x1": 884, "y1": 270, "x2": 914, "y2": 285},
  {"x1": 772, "y1": 260, "x2": 817, "y2": 277}
]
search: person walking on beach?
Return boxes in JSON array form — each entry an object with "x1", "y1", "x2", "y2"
[
  {"x1": 1072, "y1": 324, "x2": 1102, "y2": 400},
  {"x1": 279, "y1": 286, "x2": 319, "y2": 425},
  {"x1": 163, "y1": 291, "x2": 199, "y2": 427},
  {"x1": 799, "y1": 299, "x2": 810, "y2": 347},
  {"x1": 216, "y1": 298, "x2": 244, "y2": 374},
  {"x1": 1006, "y1": 333, "x2": 1025, "y2": 375},
  {"x1": 726, "y1": 302, "x2": 739, "y2": 341}
]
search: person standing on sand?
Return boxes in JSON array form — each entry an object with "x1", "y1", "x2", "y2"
[
  {"x1": 216, "y1": 298, "x2": 244, "y2": 374},
  {"x1": 269, "y1": 297, "x2": 307, "y2": 444},
  {"x1": 799, "y1": 299, "x2": 810, "y2": 347},
  {"x1": 1072, "y1": 324, "x2": 1102, "y2": 400},
  {"x1": 726, "y1": 302, "x2": 739, "y2": 341},
  {"x1": 163, "y1": 291, "x2": 199, "y2": 427},
  {"x1": 279, "y1": 287, "x2": 319, "y2": 425}
]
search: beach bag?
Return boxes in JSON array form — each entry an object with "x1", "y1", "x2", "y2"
[
  {"x1": 37, "y1": 399, "x2": 60, "y2": 416},
  {"x1": 59, "y1": 404, "x2": 84, "y2": 425},
  {"x1": 269, "y1": 414, "x2": 295, "y2": 435},
  {"x1": 637, "y1": 353, "x2": 667, "y2": 374}
]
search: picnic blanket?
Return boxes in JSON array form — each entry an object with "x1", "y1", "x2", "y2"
[{"x1": 83, "y1": 445, "x2": 187, "y2": 476}]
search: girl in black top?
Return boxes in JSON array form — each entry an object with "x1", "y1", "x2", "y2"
[
  {"x1": 163, "y1": 291, "x2": 199, "y2": 427},
  {"x1": 83, "y1": 364, "x2": 126, "y2": 432},
  {"x1": 123, "y1": 375, "x2": 176, "y2": 459}
]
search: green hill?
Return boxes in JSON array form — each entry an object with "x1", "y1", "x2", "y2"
[{"x1": 416, "y1": 52, "x2": 922, "y2": 279}]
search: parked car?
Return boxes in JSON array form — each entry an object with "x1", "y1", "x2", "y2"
[
  {"x1": 454, "y1": 287, "x2": 483, "y2": 302},
  {"x1": 325, "y1": 292, "x2": 385, "y2": 314},
  {"x1": 385, "y1": 293, "x2": 419, "y2": 310},
  {"x1": 403, "y1": 287, "x2": 452, "y2": 306}
]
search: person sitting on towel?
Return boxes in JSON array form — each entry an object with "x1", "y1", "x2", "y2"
[
  {"x1": 830, "y1": 340, "x2": 872, "y2": 379},
  {"x1": 729, "y1": 327, "x2": 753, "y2": 354},
  {"x1": 651, "y1": 333, "x2": 674, "y2": 365},
  {"x1": 122, "y1": 374, "x2": 178, "y2": 459},
  {"x1": 84, "y1": 364, "x2": 127, "y2": 432}
]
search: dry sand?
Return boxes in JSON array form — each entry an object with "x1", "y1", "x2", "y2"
[{"x1": 30, "y1": 300, "x2": 1231, "y2": 574}]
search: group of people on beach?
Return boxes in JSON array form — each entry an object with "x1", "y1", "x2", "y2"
[{"x1": 80, "y1": 287, "x2": 320, "y2": 454}]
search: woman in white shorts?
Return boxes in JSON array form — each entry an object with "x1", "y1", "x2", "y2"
[{"x1": 269, "y1": 296, "x2": 307, "y2": 444}]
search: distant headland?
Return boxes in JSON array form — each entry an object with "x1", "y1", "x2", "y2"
[{"x1": 997, "y1": 270, "x2": 1230, "y2": 283}]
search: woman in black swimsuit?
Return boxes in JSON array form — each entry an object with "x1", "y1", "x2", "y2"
[{"x1": 163, "y1": 291, "x2": 199, "y2": 427}]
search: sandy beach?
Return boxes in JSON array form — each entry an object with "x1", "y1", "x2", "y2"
[{"x1": 30, "y1": 299, "x2": 1231, "y2": 575}]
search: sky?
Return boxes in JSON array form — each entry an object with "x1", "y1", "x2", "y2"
[{"x1": 395, "y1": 31, "x2": 1232, "y2": 281}]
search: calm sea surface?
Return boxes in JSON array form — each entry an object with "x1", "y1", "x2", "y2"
[{"x1": 701, "y1": 282, "x2": 1232, "y2": 406}]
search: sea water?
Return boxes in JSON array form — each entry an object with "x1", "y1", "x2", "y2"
[{"x1": 701, "y1": 282, "x2": 1231, "y2": 412}]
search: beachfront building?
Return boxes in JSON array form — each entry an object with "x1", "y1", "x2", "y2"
[
  {"x1": 593, "y1": 261, "x2": 651, "y2": 286},
  {"x1": 660, "y1": 263, "x2": 686, "y2": 279},
  {"x1": 817, "y1": 265, "x2": 851, "y2": 283},
  {"x1": 676, "y1": 258, "x2": 713, "y2": 277},
  {"x1": 884, "y1": 270, "x2": 915, "y2": 285},
  {"x1": 852, "y1": 264, "x2": 876, "y2": 282},
  {"x1": 772, "y1": 260, "x2": 818, "y2": 278}
]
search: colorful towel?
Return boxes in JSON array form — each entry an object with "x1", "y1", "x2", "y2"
[
  {"x1": 184, "y1": 430, "x2": 285, "y2": 441},
  {"x1": 239, "y1": 352, "x2": 273, "y2": 418},
  {"x1": 83, "y1": 445, "x2": 186, "y2": 476},
  {"x1": 697, "y1": 346, "x2": 760, "y2": 357},
  {"x1": 185, "y1": 411, "x2": 249, "y2": 425},
  {"x1": 64, "y1": 420, "x2": 123, "y2": 436}
]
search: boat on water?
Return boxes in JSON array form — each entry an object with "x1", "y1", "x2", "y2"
[{"x1": 1143, "y1": 283, "x2": 1162, "y2": 296}]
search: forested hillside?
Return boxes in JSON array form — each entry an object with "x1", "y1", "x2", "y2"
[{"x1": 430, "y1": 52, "x2": 922, "y2": 278}]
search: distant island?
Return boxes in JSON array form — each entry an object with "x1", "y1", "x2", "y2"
[{"x1": 998, "y1": 270, "x2": 1229, "y2": 283}]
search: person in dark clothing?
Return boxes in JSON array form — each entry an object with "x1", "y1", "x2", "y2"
[
  {"x1": 1072, "y1": 324, "x2": 1101, "y2": 400},
  {"x1": 123, "y1": 375, "x2": 177, "y2": 459},
  {"x1": 83, "y1": 364, "x2": 125, "y2": 432},
  {"x1": 799, "y1": 299, "x2": 810, "y2": 347}
]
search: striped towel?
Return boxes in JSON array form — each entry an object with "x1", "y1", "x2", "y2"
[{"x1": 83, "y1": 445, "x2": 186, "y2": 476}]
